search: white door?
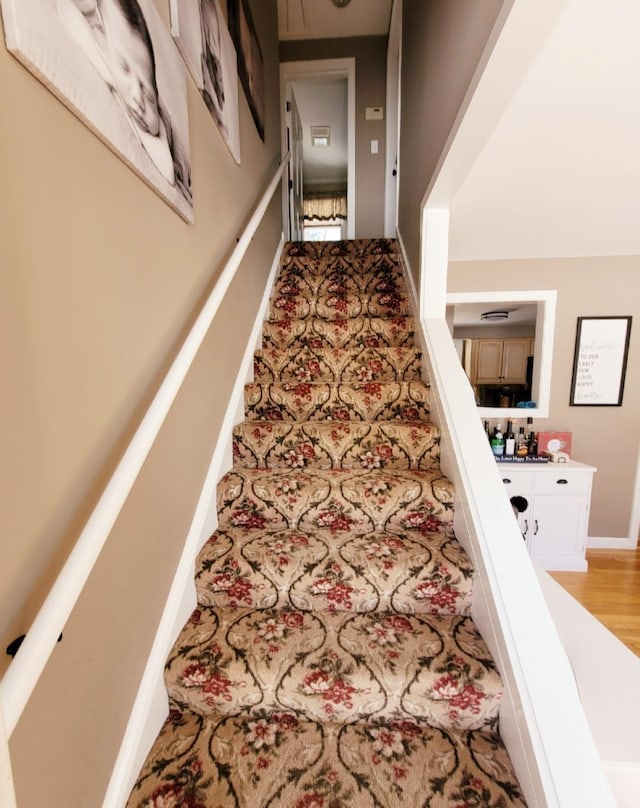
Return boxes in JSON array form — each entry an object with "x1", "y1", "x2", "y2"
[
  {"x1": 384, "y1": 0, "x2": 402, "y2": 237},
  {"x1": 280, "y1": 59, "x2": 356, "y2": 240},
  {"x1": 285, "y1": 86, "x2": 304, "y2": 242}
]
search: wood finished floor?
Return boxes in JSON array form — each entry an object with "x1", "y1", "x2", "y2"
[{"x1": 550, "y1": 548, "x2": 640, "y2": 657}]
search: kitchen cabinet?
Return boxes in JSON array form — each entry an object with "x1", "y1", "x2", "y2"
[
  {"x1": 499, "y1": 460, "x2": 596, "y2": 571},
  {"x1": 472, "y1": 338, "x2": 530, "y2": 385}
]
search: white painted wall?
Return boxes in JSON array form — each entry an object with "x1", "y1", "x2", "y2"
[{"x1": 449, "y1": 0, "x2": 640, "y2": 260}]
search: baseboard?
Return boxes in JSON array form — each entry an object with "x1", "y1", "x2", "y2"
[
  {"x1": 396, "y1": 228, "x2": 417, "y2": 313},
  {"x1": 587, "y1": 536, "x2": 639, "y2": 550},
  {"x1": 102, "y1": 235, "x2": 285, "y2": 808},
  {"x1": 395, "y1": 230, "x2": 430, "y2": 380}
]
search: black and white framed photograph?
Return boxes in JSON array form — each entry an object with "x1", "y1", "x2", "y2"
[
  {"x1": 0, "y1": 0, "x2": 193, "y2": 221},
  {"x1": 228, "y1": 0, "x2": 264, "y2": 141},
  {"x1": 170, "y1": 0, "x2": 241, "y2": 163},
  {"x1": 570, "y1": 316, "x2": 632, "y2": 406}
]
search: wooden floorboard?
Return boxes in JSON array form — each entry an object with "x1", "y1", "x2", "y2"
[{"x1": 549, "y1": 548, "x2": 640, "y2": 657}]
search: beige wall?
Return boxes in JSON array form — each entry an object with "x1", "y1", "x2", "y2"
[
  {"x1": 453, "y1": 325, "x2": 535, "y2": 340},
  {"x1": 280, "y1": 36, "x2": 387, "y2": 238},
  {"x1": 1, "y1": 1, "x2": 282, "y2": 804},
  {"x1": 449, "y1": 257, "x2": 640, "y2": 540},
  {"x1": 397, "y1": 0, "x2": 506, "y2": 285}
]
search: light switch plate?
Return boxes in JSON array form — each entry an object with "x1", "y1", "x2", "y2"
[
  {"x1": 365, "y1": 107, "x2": 384, "y2": 120},
  {"x1": 370, "y1": 140, "x2": 379, "y2": 154}
]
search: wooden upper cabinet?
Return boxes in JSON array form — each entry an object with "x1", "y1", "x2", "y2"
[
  {"x1": 473, "y1": 339, "x2": 503, "y2": 383},
  {"x1": 502, "y1": 339, "x2": 530, "y2": 383},
  {"x1": 473, "y1": 338, "x2": 531, "y2": 384}
]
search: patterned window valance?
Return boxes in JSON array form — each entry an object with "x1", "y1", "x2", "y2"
[{"x1": 303, "y1": 190, "x2": 347, "y2": 221}]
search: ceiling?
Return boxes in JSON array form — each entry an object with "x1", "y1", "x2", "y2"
[
  {"x1": 452, "y1": 302, "x2": 537, "y2": 329},
  {"x1": 448, "y1": 0, "x2": 640, "y2": 261},
  {"x1": 278, "y1": 0, "x2": 392, "y2": 41}
]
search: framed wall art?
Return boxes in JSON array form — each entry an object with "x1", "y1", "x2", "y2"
[
  {"x1": 0, "y1": 0, "x2": 193, "y2": 221},
  {"x1": 228, "y1": 0, "x2": 264, "y2": 141},
  {"x1": 569, "y1": 316, "x2": 632, "y2": 406},
  {"x1": 170, "y1": 0, "x2": 241, "y2": 163}
]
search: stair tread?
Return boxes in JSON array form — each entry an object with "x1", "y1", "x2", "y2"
[
  {"x1": 217, "y1": 467, "x2": 454, "y2": 536},
  {"x1": 245, "y1": 380, "x2": 431, "y2": 422},
  {"x1": 261, "y1": 315, "x2": 416, "y2": 349},
  {"x1": 127, "y1": 709, "x2": 526, "y2": 808},
  {"x1": 166, "y1": 606, "x2": 502, "y2": 730},
  {"x1": 274, "y1": 269, "x2": 405, "y2": 296},
  {"x1": 283, "y1": 237, "x2": 400, "y2": 260},
  {"x1": 195, "y1": 526, "x2": 473, "y2": 615},
  {"x1": 232, "y1": 420, "x2": 441, "y2": 470}
]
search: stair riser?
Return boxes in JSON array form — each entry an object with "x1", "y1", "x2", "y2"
[
  {"x1": 217, "y1": 469, "x2": 454, "y2": 537},
  {"x1": 254, "y1": 347, "x2": 422, "y2": 384},
  {"x1": 273, "y1": 268, "x2": 406, "y2": 298},
  {"x1": 232, "y1": 422, "x2": 440, "y2": 471},
  {"x1": 244, "y1": 381, "x2": 432, "y2": 423},
  {"x1": 269, "y1": 293, "x2": 411, "y2": 321},
  {"x1": 166, "y1": 607, "x2": 502, "y2": 731},
  {"x1": 261, "y1": 316, "x2": 416, "y2": 350},
  {"x1": 195, "y1": 528, "x2": 473, "y2": 616},
  {"x1": 283, "y1": 239, "x2": 399, "y2": 261}
]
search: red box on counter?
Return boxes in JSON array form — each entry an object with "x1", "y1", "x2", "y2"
[{"x1": 537, "y1": 431, "x2": 572, "y2": 458}]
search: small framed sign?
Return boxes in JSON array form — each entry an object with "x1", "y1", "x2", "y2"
[{"x1": 570, "y1": 316, "x2": 632, "y2": 406}]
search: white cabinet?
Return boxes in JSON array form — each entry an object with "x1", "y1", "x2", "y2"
[{"x1": 498, "y1": 460, "x2": 596, "y2": 571}]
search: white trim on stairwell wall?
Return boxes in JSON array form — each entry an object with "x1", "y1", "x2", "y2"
[
  {"x1": 396, "y1": 229, "x2": 428, "y2": 384},
  {"x1": 103, "y1": 237, "x2": 285, "y2": 808}
]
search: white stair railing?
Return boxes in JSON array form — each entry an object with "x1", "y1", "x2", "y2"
[{"x1": 0, "y1": 154, "x2": 290, "y2": 804}]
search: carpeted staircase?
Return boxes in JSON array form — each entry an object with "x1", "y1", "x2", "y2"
[{"x1": 127, "y1": 239, "x2": 526, "y2": 807}]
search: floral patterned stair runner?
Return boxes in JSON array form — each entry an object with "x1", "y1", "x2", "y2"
[{"x1": 127, "y1": 240, "x2": 527, "y2": 807}]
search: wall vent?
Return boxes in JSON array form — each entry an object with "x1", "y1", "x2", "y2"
[{"x1": 310, "y1": 126, "x2": 331, "y2": 148}]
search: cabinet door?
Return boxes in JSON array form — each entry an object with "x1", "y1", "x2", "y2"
[
  {"x1": 500, "y1": 472, "x2": 533, "y2": 544},
  {"x1": 474, "y1": 340, "x2": 504, "y2": 383},
  {"x1": 528, "y1": 495, "x2": 588, "y2": 570},
  {"x1": 501, "y1": 339, "x2": 530, "y2": 384}
]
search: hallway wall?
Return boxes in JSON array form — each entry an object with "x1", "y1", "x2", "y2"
[
  {"x1": 280, "y1": 36, "x2": 388, "y2": 238},
  {"x1": 1, "y1": 1, "x2": 283, "y2": 804},
  {"x1": 396, "y1": 0, "x2": 506, "y2": 287}
]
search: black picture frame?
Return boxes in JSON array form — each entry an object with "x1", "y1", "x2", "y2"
[
  {"x1": 569, "y1": 316, "x2": 632, "y2": 406},
  {"x1": 228, "y1": 0, "x2": 264, "y2": 141}
]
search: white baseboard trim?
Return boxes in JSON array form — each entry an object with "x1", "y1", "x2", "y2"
[
  {"x1": 102, "y1": 236, "x2": 285, "y2": 808},
  {"x1": 587, "y1": 536, "x2": 638, "y2": 550},
  {"x1": 396, "y1": 229, "x2": 431, "y2": 389},
  {"x1": 396, "y1": 228, "x2": 416, "y2": 312}
]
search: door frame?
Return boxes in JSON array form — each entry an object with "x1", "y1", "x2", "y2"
[
  {"x1": 384, "y1": 0, "x2": 402, "y2": 237},
  {"x1": 279, "y1": 58, "x2": 356, "y2": 239}
]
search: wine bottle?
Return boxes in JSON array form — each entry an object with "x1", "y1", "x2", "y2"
[
  {"x1": 516, "y1": 427, "x2": 528, "y2": 457},
  {"x1": 504, "y1": 420, "x2": 515, "y2": 457},
  {"x1": 491, "y1": 424, "x2": 504, "y2": 457},
  {"x1": 527, "y1": 431, "x2": 538, "y2": 457}
]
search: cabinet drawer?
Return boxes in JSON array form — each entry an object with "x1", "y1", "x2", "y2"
[
  {"x1": 533, "y1": 472, "x2": 591, "y2": 495},
  {"x1": 499, "y1": 471, "x2": 533, "y2": 494}
]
